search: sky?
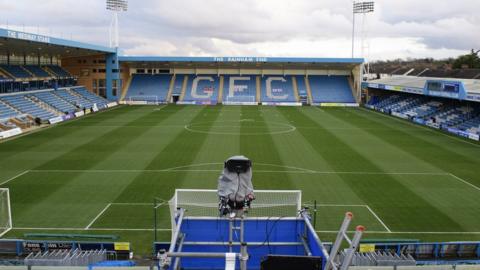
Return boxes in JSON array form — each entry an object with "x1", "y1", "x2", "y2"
[{"x1": 0, "y1": 0, "x2": 478, "y2": 60}]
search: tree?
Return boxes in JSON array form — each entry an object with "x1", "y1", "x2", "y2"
[{"x1": 452, "y1": 49, "x2": 480, "y2": 69}]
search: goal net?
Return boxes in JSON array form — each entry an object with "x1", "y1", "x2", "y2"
[
  {"x1": 0, "y1": 188, "x2": 12, "y2": 237},
  {"x1": 127, "y1": 95, "x2": 160, "y2": 105},
  {"x1": 224, "y1": 95, "x2": 256, "y2": 104},
  {"x1": 169, "y1": 189, "x2": 301, "y2": 218}
]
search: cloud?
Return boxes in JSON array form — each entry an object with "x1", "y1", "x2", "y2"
[{"x1": 2, "y1": 0, "x2": 478, "y2": 60}]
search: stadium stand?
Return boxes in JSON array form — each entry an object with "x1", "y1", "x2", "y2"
[
  {"x1": 295, "y1": 76, "x2": 308, "y2": 97},
  {"x1": 45, "y1": 65, "x2": 72, "y2": 78},
  {"x1": 367, "y1": 94, "x2": 480, "y2": 135},
  {"x1": 0, "y1": 65, "x2": 32, "y2": 79},
  {"x1": 309, "y1": 75, "x2": 356, "y2": 103},
  {"x1": 72, "y1": 87, "x2": 109, "y2": 108},
  {"x1": 23, "y1": 65, "x2": 51, "y2": 78},
  {"x1": 54, "y1": 89, "x2": 93, "y2": 109},
  {"x1": 126, "y1": 74, "x2": 172, "y2": 103},
  {"x1": 222, "y1": 75, "x2": 256, "y2": 103},
  {"x1": 0, "y1": 99, "x2": 19, "y2": 119},
  {"x1": 31, "y1": 91, "x2": 78, "y2": 114},
  {"x1": 457, "y1": 116, "x2": 480, "y2": 135},
  {"x1": 260, "y1": 76, "x2": 297, "y2": 103},
  {"x1": 171, "y1": 75, "x2": 184, "y2": 96},
  {"x1": 0, "y1": 95, "x2": 58, "y2": 121},
  {"x1": 0, "y1": 118, "x2": 19, "y2": 131},
  {"x1": 427, "y1": 106, "x2": 479, "y2": 128},
  {"x1": 182, "y1": 75, "x2": 219, "y2": 104}
]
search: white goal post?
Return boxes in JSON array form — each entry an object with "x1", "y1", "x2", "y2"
[
  {"x1": 169, "y1": 189, "x2": 302, "y2": 218},
  {"x1": 0, "y1": 188, "x2": 12, "y2": 238},
  {"x1": 127, "y1": 95, "x2": 160, "y2": 105},
  {"x1": 224, "y1": 95, "x2": 257, "y2": 105}
]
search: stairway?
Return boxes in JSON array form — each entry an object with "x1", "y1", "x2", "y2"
[{"x1": 305, "y1": 76, "x2": 314, "y2": 105}]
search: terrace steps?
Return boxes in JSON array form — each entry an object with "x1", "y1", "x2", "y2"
[
  {"x1": 304, "y1": 76, "x2": 313, "y2": 105},
  {"x1": 179, "y1": 75, "x2": 188, "y2": 102},
  {"x1": 292, "y1": 76, "x2": 300, "y2": 102},
  {"x1": 166, "y1": 74, "x2": 176, "y2": 103},
  {"x1": 120, "y1": 75, "x2": 133, "y2": 101},
  {"x1": 218, "y1": 75, "x2": 224, "y2": 103}
]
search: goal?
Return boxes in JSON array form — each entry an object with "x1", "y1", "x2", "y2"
[
  {"x1": 225, "y1": 95, "x2": 256, "y2": 104},
  {"x1": 0, "y1": 188, "x2": 12, "y2": 237},
  {"x1": 127, "y1": 95, "x2": 160, "y2": 105},
  {"x1": 169, "y1": 189, "x2": 301, "y2": 218}
]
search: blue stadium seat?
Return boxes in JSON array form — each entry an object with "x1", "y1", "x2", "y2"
[
  {"x1": 260, "y1": 76, "x2": 296, "y2": 103},
  {"x1": 0, "y1": 65, "x2": 32, "y2": 79},
  {"x1": 222, "y1": 75, "x2": 256, "y2": 103},
  {"x1": 294, "y1": 76, "x2": 308, "y2": 97},
  {"x1": 0, "y1": 95, "x2": 57, "y2": 121},
  {"x1": 182, "y1": 75, "x2": 219, "y2": 104},
  {"x1": 126, "y1": 74, "x2": 172, "y2": 102},
  {"x1": 72, "y1": 87, "x2": 109, "y2": 108},
  {"x1": 54, "y1": 89, "x2": 93, "y2": 109},
  {"x1": 31, "y1": 91, "x2": 77, "y2": 114},
  {"x1": 45, "y1": 65, "x2": 72, "y2": 77},
  {"x1": 308, "y1": 76, "x2": 356, "y2": 103},
  {"x1": 0, "y1": 100, "x2": 19, "y2": 119},
  {"x1": 23, "y1": 66, "x2": 51, "y2": 77},
  {"x1": 171, "y1": 75, "x2": 184, "y2": 96}
]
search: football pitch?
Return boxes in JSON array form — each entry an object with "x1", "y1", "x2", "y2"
[{"x1": 1, "y1": 105, "x2": 480, "y2": 255}]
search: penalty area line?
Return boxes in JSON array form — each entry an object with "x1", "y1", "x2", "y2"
[
  {"x1": 449, "y1": 173, "x2": 480, "y2": 192},
  {"x1": 0, "y1": 170, "x2": 30, "y2": 186},
  {"x1": 364, "y1": 205, "x2": 391, "y2": 233},
  {"x1": 85, "y1": 203, "x2": 111, "y2": 230}
]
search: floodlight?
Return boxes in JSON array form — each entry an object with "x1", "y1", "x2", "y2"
[
  {"x1": 353, "y1": 1, "x2": 374, "y2": 14},
  {"x1": 106, "y1": 0, "x2": 128, "y2": 48},
  {"x1": 106, "y1": 0, "x2": 128, "y2": 11},
  {"x1": 351, "y1": 1, "x2": 375, "y2": 58}
]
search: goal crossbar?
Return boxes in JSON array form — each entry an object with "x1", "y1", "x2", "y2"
[{"x1": 0, "y1": 188, "x2": 12, "y2": 238}]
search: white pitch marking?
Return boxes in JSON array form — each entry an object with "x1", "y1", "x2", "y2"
[
  {"x1": 11, "y1": 227, "x2": 480, "y2": 234},
  {"x1": 13, "y1": 227, "x2": 172, "y2": 231},
  {"x1": 0, "y1": 170, "x2": 30, "y2": 186},
  {"x1": 311, "y1": 203, "x2": 391, "y2": 232},
  {"x1": 449, "y1": 173, "x2": 480, "y2": 192},
  {"x1": 110, "y1": 202, "x2": 152, "y2": 205},
  {"x1": 316, "y1": 230, "x2": 480, "y2": 234},
  {"x1": 365, "y1": 205, "x2": 392, "y2": 233},
  {"x1": 28, "y1": 169, "x2": 449, "y2": 176},
  {"x1": 85, "y1": 203, "x2": 111, "y2": 230}
]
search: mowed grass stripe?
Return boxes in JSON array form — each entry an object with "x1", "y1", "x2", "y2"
[
  {"x1": 284, "y1": 107, "x2": 465, "y2": 232},
  {"x1": 349, "y1": 109, "x2": 480, "y2": 186},
  {"x1": 240, "y1": 106, "x2": 295, "y2": 191},
  {"x1": 0, "y1": 106, "x2": 138, "y2": 181},
  {"x1": 0, "y1": 105, "x2": 134, "y2": 156},
  {"x1": 7, "y1": 107, "x2": 182, "y2": 226},
  {"x1": 178, "y1": 105, "x2": 242, "y2": 189},
  {"x1": 109, "y1": 106, "x2": 223, "y2": 204},
  {"x1": 263, "y1": 107, "x2": 366, "y2": 206},
  {"x1": 323, "y1": 108, "x2": 480, "y2": 232}
]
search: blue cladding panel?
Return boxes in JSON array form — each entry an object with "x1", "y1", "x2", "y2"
[{"x1": 174, "y1": 218, "x2": 315, "y2": 270}]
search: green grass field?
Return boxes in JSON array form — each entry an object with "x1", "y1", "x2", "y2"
[{"x1": 1, "y1": 105, "x2": 480, "y2": 256}]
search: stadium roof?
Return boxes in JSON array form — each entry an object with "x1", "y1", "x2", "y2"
[
  {"x1": 370, "y1": 75, "x2": 480, "y2": 94},
  {"x1": 0, "y1": 28, "x2": 115, "y2": 58},
  {"x1": 118, "y1": 56, "x2": 364, "y2": 69}
]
